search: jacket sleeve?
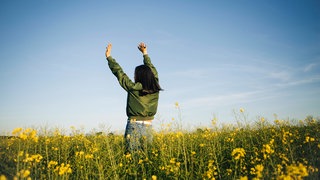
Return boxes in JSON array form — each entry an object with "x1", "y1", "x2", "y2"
[
  {"x1": 107, "y1": 56, "x2": 142, "y2": 91},
  {"x1": 143, "y1": 55, "x2": 159, "y2": 80}
]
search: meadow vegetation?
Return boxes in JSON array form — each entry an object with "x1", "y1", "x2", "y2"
[{"x1": 0, "y1": 108, "x2": 319, "y2": 180}]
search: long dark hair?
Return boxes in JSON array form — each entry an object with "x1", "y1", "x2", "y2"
[{"x1": 134, "y1": 65, "x2": 162, "y2": 96}]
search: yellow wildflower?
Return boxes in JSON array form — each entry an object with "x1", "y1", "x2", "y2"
[
  {"x1": 18, "y1": 151, "x2": 24, "y2": 157},
  {"x1": 286, "y1": 163, "x2": 308, "y2": 178},
  {"x1": 17, "y1": 169, "x2": 30, "y2": 178},
  {"x1": 255, "y1": 164, "x2": 264, "y2": 178},
  {"x1": 57, "y1": 163, "x2": 72, "y2": 176},
  {"x1": 75, "y1": 151, "x2": 84, "y2": 157},
  {"x1": 305, "y1": 136, "x2": 315, "y2": 143},
  {"x1": 277, "y1": 175, "x2": 292, "y2": 180},
  {"x1": 231, "y1": 148, "x2": 246, "y2": 160},
  {"x1": 0, "y1": 175, "x2": 7, "y2": 180},
  {"x1": 240, "y1": 176, "x2": 248, "y2": 180},
  {"x1": 226, "y1": 169, "x2": 232, "y2": 175},
  {"x1": 12, "y1": 128, "x2": 22, "y2": 135},
  {"x1": 138, "y1": 159, "x2": 144, "y2": 164},
  {"x1": 48, "y1": 161, "x2": 58, "y2": 168},
  {"x1": 125, "y1": 153, "x2": 131, "y2": 159},
  {"x1": 19, "y1": 133, "x2": 28, "y2": 140},
  {"x1": 169, "y1": 158, "x2": 176, "y2": 164},
  {"x1": 22, "y1": 170, "x2": 30, "y2": 178},
  {"x1": 263, "y1": 144, "x2": 274, "y2": 154},
  {"x1": 85, "y1": 154, "x2": 94, "y2": 159},
  {"x1": 211, "y1": 117, "x2": 217, "y2": 126}
]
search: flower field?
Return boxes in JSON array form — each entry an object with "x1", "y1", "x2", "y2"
[{"x1": 0, "y1": 113, "x2": 319, "y2": 180}]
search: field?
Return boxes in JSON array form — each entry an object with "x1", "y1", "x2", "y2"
[{"x1": 0, "y1": 110, "x2": 319, "y2": 180}]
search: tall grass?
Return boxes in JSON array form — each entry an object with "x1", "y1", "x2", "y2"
[{"x1": 0, "y1": 111, "x2": 319, "y2": 179}]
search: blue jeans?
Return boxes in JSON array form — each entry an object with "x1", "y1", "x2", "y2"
[{"x1": 124, "y1": 120, "x2": 153, "y2": 154}]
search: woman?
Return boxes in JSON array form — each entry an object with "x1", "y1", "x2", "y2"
[{"x1": 105, "y1": 42, "x2": 162, "y2": 153}]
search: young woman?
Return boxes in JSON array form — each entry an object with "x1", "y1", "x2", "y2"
[{"x1": 105, "y1": 42, "x2": 162, "y2": 153}]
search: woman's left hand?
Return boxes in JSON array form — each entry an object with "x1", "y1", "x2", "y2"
[{"x1": 106, "y1": 43, "x2": 112, "y2": 58}]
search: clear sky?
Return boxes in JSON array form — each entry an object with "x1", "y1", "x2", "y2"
[{"x1": 1, "y1": 0, "x2": 319, "y2": 134}]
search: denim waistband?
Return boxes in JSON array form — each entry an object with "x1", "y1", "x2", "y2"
[{"x1": 128, "y1": 119, "x2": 152, "y2": 125}]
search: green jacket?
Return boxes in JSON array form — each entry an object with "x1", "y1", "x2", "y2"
[{"x1": 107, "y1": 55, "x2": 159, "y2": 120}]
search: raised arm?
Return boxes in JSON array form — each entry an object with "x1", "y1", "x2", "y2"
[
  {"x1": 137, "y1": 42, "x2": 159, "y2": 80},
  {"x1": 105, "y1": 43, "x2": 142, "y2": 91}
]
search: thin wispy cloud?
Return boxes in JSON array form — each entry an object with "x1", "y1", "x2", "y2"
[
  {"x1": 179, "y1": 90, "x2": 277, "y2": 109},
  {"x1": 275, "y1": 75, "x2": 320, "y2": 88},
  {"x1": 268, "y1": 71, "x2": 291, "y2": 82},
  {"x1": 304, "y1": 63, "x2": 319, "y2": 72}
]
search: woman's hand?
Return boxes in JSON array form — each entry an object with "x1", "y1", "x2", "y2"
[
  {"x1": 138, "y1": 42, "x2": 147, "y2": 55},
  {"x1": 106, "y1": 43, "x2": 112, "y2": 58}
]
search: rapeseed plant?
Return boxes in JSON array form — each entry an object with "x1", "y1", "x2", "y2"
[{"x1": 0, "y1": 112, "x2": 319, "y2": 179}]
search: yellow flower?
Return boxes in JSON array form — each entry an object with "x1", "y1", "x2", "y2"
[
  {"x1": 211, "y1": 117, "x2": 217, "y2": 126},
  {"x1": 305, "y1": 136, "x2": 315, "y2": 143},
  {"x1": 226, "y1": 137, "x2": 234, "y2": 142},
  {"x1": 76, "y1": 151, "x2": 85, "y2": 157},
  {"x1": 174, "y1": 102, "x2": 179, "y2": 108},
  {"x1": 255, "y1": 164, "x2": 264, "y2": 178},
  {"x1": 176, "y1": 131, "x2": 183, "y2": 137},
  {"x1": 305, "y1": 136, "x2": 310, "y2": 143},
  {"x1": 152, "y1": 175, "x2": 157, "y2": 180},
  {"x1": 170, "y1": 158, "x2": 176, "y2": 164},
  {"x1": 24, "y1": 154, "x2": 43, "y2": 163},
  {"x1": 226, "y1": 168, "x2": 232, "y2": 175},
  {"x1": 18, "y1": 151, "x2": 24, "y2": 157},
  {"x1": 54, "y1": 129, "x2": 61, "y2": 136},
  {"x1": 48, "y1": 161, "x2": 58, "y2": 168},
  {"x1": 125, "y1": 153, "x2": 131, "y2": 159},
  {"x1": 0, "y1": 175, "x2": 7, "y2": 180},
  {"x1": 85, "y1": 154, "x2": 94, "y2": 159},
  {"x1": 19, "y1": 133, "x2": 28, "y2": 140},
  {"x1": 286, "y1": 163, "x2": 308, "y2": 177},
  {"x1": 263, "y1": 144, "x2": 274, "y2": 154},
  {"x1": 22, "y1": 170, "x2": 30, "y2": 178},
  {"x1": 30, "y1": 130, "x2": 38, "y2": 142},
  {"x1": 12, "y1": 128, "x2": 22, "y2": 135},
  {"x1": 240, "y1": 108, "x2": 245, "y2": 113},
  {"x1": 231, "y1": 148, "x2": 246, "y2": 160},
  {"x1": 17, "y1": 169, "x2": 30, "y2": 178},
  {"x1": 240, "y1": 176, "x2": 248, "y2": 180},
  {"x1": 277, "y1": 175, "x2": 292, "y2": 180},
  {"x1": 58, "y1": 163, "x2": 72, "y2": 176}
]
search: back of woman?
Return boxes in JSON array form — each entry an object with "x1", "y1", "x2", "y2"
[{"x1": 105, "y1": 42, "x2": 162, "y2": 154}]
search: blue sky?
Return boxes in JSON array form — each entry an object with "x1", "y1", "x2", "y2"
[{"x1": 1, "y1": 0, "x2": 319, "y2": 134}]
